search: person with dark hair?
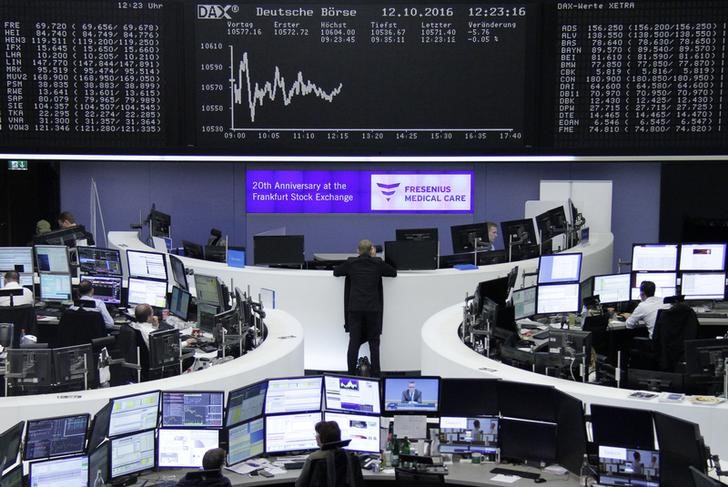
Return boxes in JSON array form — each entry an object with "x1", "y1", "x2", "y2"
[
  {"x1": 131, "y1": 303, "x2": 196, "y2": 348},
  {"x1": 624, "y1": 281, "x2": 669, "y2": 337},
  {"x1": 295, "y1": 421, "x2": 364, "y2": 487},
  {"x1": 0, "y1": 271, "x2": 34, "y2": 306},
  {"x1": 472, "y1": 419, "x2": 482, "y2": 442},
  {"x1": 58, "y1": 210, "x2": 95, "y2": 245},
  {"x1": 69, "y1": 279, "x2": 114, "y2": 330},
  {"x1": 401, "y1": 381, "x2": 422, "y2": 403},
  {"x1": 631, "y1": 451, "x2": 644, "y2": 476},
  {"x1": 176, "y1": 447, "x2": 232, "y2": 487},
  {"x1": 485, "y1": 222, "x2": 498, "y2": 251},
  {"x1": 334, "y1": 239, "x2": 396, "y2": 376}
]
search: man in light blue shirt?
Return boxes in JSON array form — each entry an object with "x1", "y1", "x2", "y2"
[{"x1": 72, "y1": 279, "x2": 114, "y2": 330}]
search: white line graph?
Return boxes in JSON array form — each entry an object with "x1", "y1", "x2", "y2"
[{"x1": 229, "y1": 47, "x2": 343, "y2": 125}]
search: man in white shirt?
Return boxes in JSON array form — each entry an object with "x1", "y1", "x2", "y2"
[
  {"x1": 0, "y1": 271, "x2": 34, "y2": 306},
  {"x1": 130, "y1": 304, "x2": 196, "y2": 348},
  {"x1": 71, "y1": 280, "x2": 114, "y2": 330},
  {"x1": 624, "y1": 281, "x2": 670, "y2": 338}
]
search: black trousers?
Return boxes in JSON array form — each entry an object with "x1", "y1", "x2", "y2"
[{"x1": 347, "y1": 311, "x2": 381, "y2": 376}]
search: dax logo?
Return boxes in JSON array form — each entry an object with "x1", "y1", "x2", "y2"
[
  {"x1": 197, "y1": 4, "x2": 238, "y2": 19},
  {"x1": 375, "y1": 182, "x2": 400, "y2": 201}
]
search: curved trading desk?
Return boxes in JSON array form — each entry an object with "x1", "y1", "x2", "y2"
[
  {"x1": 109, "y1": 231, "x2": 614, "y2": 371},
  {"x1": 0, "y1": 309, "x2": 304, "y2": 434},
  {"x1": 420, "y1": 304, "x2": 728, "y2": 458}
]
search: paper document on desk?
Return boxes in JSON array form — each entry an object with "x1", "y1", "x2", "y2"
[
  {"x1": 225, "y1": 463, "x2": 258, "y2": 475},
  {"x1": 393, "y1": 415, "x2": 427, "y2": 439},
  {"x1": 490, "y1": 474, "x2": 520, "y2": 483}
]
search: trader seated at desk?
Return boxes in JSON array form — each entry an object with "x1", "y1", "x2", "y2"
[
  {"x1": 176, "y1": 447, "x2": 232, "y2": 487},
  {"x1": 295, "y1": 421, "x2": 363, "y2": 487},
  {"x1": 0, "y1": 271, "x2": 34, "y2": 306},
  {"x1": 623, "y1": 281, "x2": 670, "y2": 338},
  {"x1": 69, "y1": 280, "x2": 115, "y2": 330},
  {"x1": 131, "y1": 304, "x2": 197, "y2": 348},
  {"x1": 401, "y1": 381, "x2": 422, "y2": 403}
]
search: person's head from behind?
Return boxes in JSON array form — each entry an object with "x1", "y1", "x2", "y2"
[
  {"x1": 358, "y1": 239, "x2": 374, "y2": 257},
  {"x1": 633, "y1": 451, "x2": 641, "y2": 462},
  {"x1": 58, "y1": 211, "x2": 76, "y2": 229},
  {"x1": 315, "y1": 421, "x2": 341, "y2": 447},
  {"x1": 639, "y1": 281, "x2": 656, "y2": 301},
  {"x1": 487, "y1": 222, "x2": 498, "y2": 244},
  {"x1": 35, "y1": 219, "x2": 51, "y2": 235},
  {"x1": 78, "y1": 280, "x2": 94, "y2": 297},
  {"x1": 473, "y1": 419, "x2": 480, "y2": 429},
  {"x1": 134, "y1": 303, "x2": 154, "y2": 324},
  {"x1": 3, "y1": 271, "x2": 19, "y2": 285},
  {"x1": 202, "y1": 447, "x2": 226, "y2": 471}
]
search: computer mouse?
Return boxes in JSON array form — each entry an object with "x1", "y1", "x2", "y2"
[{"x1": 534, "y1": 478, "x2": 546, "y2": 484}]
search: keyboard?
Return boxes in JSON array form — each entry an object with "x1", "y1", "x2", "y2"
[
  {"x1": 284, "y1": 461, "x2": 305, "y2": 470},
  {"x1": 532, "y1": 329, "x2": 550, "y2": 340},
  {"x1": 490, "y1": 467, "x2": 541, "y2": 480},
  {"x1": 697, "y1": 312, "x2": 728, "y2": 319}
]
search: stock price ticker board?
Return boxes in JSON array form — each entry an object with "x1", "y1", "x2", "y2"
[
  {"x1": 193, "y1": 2, "x2": 535, "y2": 154},
  {"x1": 0, "y1": 0, "x2": 178, "y2": 152}
]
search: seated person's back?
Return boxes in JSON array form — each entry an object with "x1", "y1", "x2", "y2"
[
  {"x1": 296, "y1": 421, "x2": 363, "y2": 487},
  {"x1": 176, "y1": 448, "x2": 232, "y2": 487}
]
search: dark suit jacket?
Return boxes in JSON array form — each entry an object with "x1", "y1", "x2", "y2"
[
  {"x1": 401, "y1": 389, "x2": 422, "y2": 403},
  {"x1": 334, "y1": 254, "x2": 396, "y2": 312}
]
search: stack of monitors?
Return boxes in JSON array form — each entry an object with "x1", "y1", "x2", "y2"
[
  {"x1": 126, "y1": 250, "x2": 168, "y2": 309},
  {"x1": 631, "y1": 244, "x2": 678, "y2": 300},
  {"x1": 225, "y1": 381, "x2": 268, "y2": 466},
  {"x1": 0, "y1": 247, "x2": 34, "y2": 286},
  {"x1": 35, "y1": 245, "x2": 72, "y2": 303},
  {"x1": 108, "y1": 391, "x2": 160, "y2": 481},
  {"x1": 323, "y1": 375, "x2": 381, "y2": 454},
  {"x1": 77, "y1": 246, "x2": 123, "y2": 307},
  {"x1": 158, "y1": 391, "x2": 223, "y2": 468},
  {"x1": 536, "y1": 253, "x2": 582, "y2": 314},
  {"x1": 678, "y1": 243, "x2": 727, "y2": 301},
  {"x1": 264, "y1": 376, "x2": 323, "y2": 455},
  {"x1": 382, "y1": 376, "x2": 440, "y2": 415}
]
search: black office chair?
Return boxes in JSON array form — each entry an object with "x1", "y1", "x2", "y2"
[
  {"x1": 395, "y1": 468, "x2": 446, "y2": 487},
  {"x1": 0, "y1": 323, "x2": 13, "y2": 348},
  {"x1": 297, "y1": 443, "x2": 364, "y2": 487},
  {"x1": 629, "y1": 304, "x2": 699, "y2": 372},
  {"x1": 0, "y1": 304, "x2": 37, "y2": 348},
  {"x1": 109, "y1": 323, "x2": 148, "y2": 384},
  {"x1": 56, "y1": 309, "x2": 106, "y2": 348}
]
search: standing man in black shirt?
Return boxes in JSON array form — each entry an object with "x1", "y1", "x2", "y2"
[{"x1": 334, "y1": 239, "x2": 397, "y2": 376}]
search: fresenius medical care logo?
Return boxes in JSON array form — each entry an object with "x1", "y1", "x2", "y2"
[{"x1": 375, "y1": 182, "x2": 400, "y2": 201}]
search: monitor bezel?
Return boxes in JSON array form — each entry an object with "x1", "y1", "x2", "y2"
[
  {"x1": 34, "y1": 244, "x2": 71, "y2": 274},
  {"x1": 107, "y1": 390, "x2": 161, "y2": 439},
  {"x1": 76, "y1": 246, "x2": 123, "y2": 276},
  {"x1": 125, "y1": 249, "x2": 168, "y2": 281},
  {"x1": 381, "y1": 375, "x2": 441, "y2": 416},
  {"x1": 678, "y1": 242, "x2": 728, "y2": 272},
  {"x1": 225, "y1": 379, "x2": 269, "y2": 428},
  {"x1": 631, "y1": 243, "x2": 679, "y2": 272},
  {"x1": 156, "y1": 428, "x2": 221, "y2": 469},
  {"x1": 23, "y1": 413, "x2": 90, "y2": 461},
  {"x1": 0, "y1": 246, "x2": 34, "y2": 273},
  {"x1": 161, "y1": 390, "x2": 225, "y2": 429},
  {"x1": 264, "y1": 376, "x2": 323, "y2": 415},
  {"x1": 537, "y1": 252, "x2": 583, "y2": 285},
  {"x1": 224, "y1": 417, "x2": 266, "y2": 466},
  {"x1": 263, "y1": 411, "x2": 322, "y2": 456},
  {"x1": 109, "y1": 429, "x2": 157, "y2": 480},
  {"x1": 591, "y1": 272, "x2": 632, "y2": 305},
  {"x1": 29, "y1": 454, "x2": 90, "y2": 485},
  {"x1": 536, "y1": 282, "x2": 581, "y2": 314},
  {"x1": 322, "y1": 373, "x2": 381, "y2": 416}
]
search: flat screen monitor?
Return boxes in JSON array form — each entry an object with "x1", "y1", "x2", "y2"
[
  {"x1": 538, "y1": 253, "x2": 582, "y2": 284},
  {"x1": 6, "y1": 349, "x2": 53, "y2": 387},
  {"x1": 194, "y1": 273, "x2": 223, "y2": 307},
  {"x1": 0, "y1": 247, "x2": 33, "y2": 273},
  {"x1": 89, "y1": 442, "x2": 109, "y2": 487},
  {"x1": 226, "y1": 381, "x2": 268, "y2": 427},
  {"x1": 265, "y1": 376, "x2": 323, "y2": 415},
  {"x1": 395, "y1": 228, "x2": 438, "y2": 242},
  {"x1": 450, "y1": 222, "x2": 489, "y2": 254},
  {"x1": 88, "y1": 403, "x2": 112, "y2": 452},
  {"x1": 169, "y1": 286, "x2": 191, "y2": 321},
  {"x1": 439, "y1": 379, "x2": 499, "y2": 417},
  {"x1": 53, "y1": 344, "x2": 93, "y2": 385},
  {"x1": 679, "y1": 243, "x2": 727, "y2": 272},
  {"x1": 253, "y1": 235, "x2": 305, "y2": 266},
  {"x1": 126, "y1": 250, "x2": 167, "y2": 281},
  {"x1": 162, "y1": 391, "x2": 224, "y2": 428},
  {"x1": 323, "y1": 412, "x2": 380, "y2": 454},
  {"x1": 384, "y1": 240, "x2": 438, "y2": 270},
  {"x1": 536, "y1": 283, "x2": 580, "y2": 314},
  {"x1": 439, "y1": 416, "x2": 499, "y2": 455},
  {"x1": 653, "y1": 412, "x2": 705, "y2": 487},
  {"x1": 383, "y1": 376, "x2": 440, "y2": 414},
  {"x1": 265, "y1": 412, "x2": 321, "y2": 454},
  {"x1": 39, "y1": 273, "x2": 72, "y2": 302},
  {"x1": 632, "y1": 244, "x2": 679, "y2": 272},
  {"x1": 157, "y1": 429, "x2": 219, "y2": 468},
  {"x1": 684, "y1": 338, "x2": 728, "y2": 384},
  {"x1": 226, "y1": 418, "x2": 265, "y2": 465},
  {"x1": 593, "y1": 273, "x2": 631, "y2": 304},
  {"x1": 110, "y1": 430, "x2": 156, "y2": 479},
  {"x1": 598, "y1": 445, "x2": 660, "y2": 487},
  {"x1": 197, "y1": 302, "x2": 220, "y2": 334},
  {"x1": 323, "y1": 375, "x2": 380, "y2": 415},
  {"x1": 631, "y1": 272, "x2": 677, "y2": 300},
  {"x1": 0, "y1": 421, "x2": 23, "y2": 473},
  {"x1": 589, "y1": 405, "x2": 655, "y2": 450},
  {"x1": 168, "y1": 255, "x2": 188, "y2": 290},
  {"x1": 108, "y1": 391, "x2": 160, "y2": 438},
  {"x1": 501, "y1": 219, "x2": 538, "y2": 247},
  {"x1": 680, "y1": 272, "x2": 726, "y2": 300},
  {"x1": 24, "y1": 414, "x2": 89, "y2": 460},
  {"x1": 127, "y1": 277, "x2": 167, "y2": 309},
  {"x1": 535, "y1": 206, "x2": 569, "y2": 242},
  {"x1": 35, "y1": 245, "x2": 70, "y2": 273},
  {"x1": 555, "y1": 390, "x2": 587, "y2": 475},
  {"x1": 148, "y1": 329, "x2": 181, "y2": 370},
  {"x1": 149, "y1": 209, "x2": 171, "y2": 238},
  {"x1": 33, "y1": 226, "x2": 90, "y2": 247},
  {"x1": 498, "y1": 381, "x2": 559, "y2": 423},
  {"x1": 77, "y1": 246, "x2": 122, "y2": 276},
  {"x1": 500, "y1": 418, "x2": 557, "y2": 465},
  {"x1": 79, "y1": 274, "x2": 122, "y2": 305},
  {"x1": 0, "y1": 464, "x2": 21, "y2": 487},
  {"x1": 547, "y1": 329, "x2": 592, "y2": 358},
  {"x1": 512, "y1": 286, "x2": 537, "y2": 320},
  {"x1": 30, "y1": 455, "x2": 89, "y2": 486}
]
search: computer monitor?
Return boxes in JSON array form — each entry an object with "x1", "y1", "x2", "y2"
[
  {"x1": 148, "y1": 329, "x2": 181, "y2": 370},
  {"x1": 653, "y1": 412, "x2": 706, "y2": 487},
  {"x1": 632, "y1": 244, "x2": 679, "y2": 272},
  {"x1": 79, "y1": 274, "x2": 123, "y2": 305},
  {"x1": 38, "y1": 273, "x2": 72, "y2": 302},
  {"x1": 253, "y1": 235, "x2": 305, "y2": 266},
  {"x1": 498, "y1": 381, "x2": 559, "y2": 423},
  {"x1": 0, "y1": 464, "x2": 21, "y2": 487},
  {"x1": 555, "y1": 390, "x2": 587, "y2": 475},
  {"x1": 0, "y1": 247, "x2": 33, "y2": 273},
  {"x1": 89, "y1": 441, "x2": 109, "y2": 487},
  {"x1": 265, "y1": 376, "x2": 323, "y2": 415},
  {"x1": 226, "y1": 381, "x2": 268, "y2": 428},
  {"x1": 323, "y1": 412, "x2": 381, "y2": 453},
  {"x1": 680, "y1": 272, "x2": 726, "y2": 300},
  {"x1": 501, "y1": 219, "x2": 538, "y2": 247},
  {"x1": 53, "y1": 344, "x2": 93, "y2": 386},
  {"x1": 323, "y1": 375, "x2": 380, "y2": 415},
  {"x1": 439, "y1": 416, "x2": 499, "y2": 455},
  {"x1": 383, "y1": 376, "x2": 440, "y2": 414},
  {"x1": 547, "y1": 329, "x2": 592, "y2": 358},
  {"x1": 684, "y1": 338, "x2": 728, "y2": 391},
  {"x1": 33, "y1": 225, "x2": 90, "y2": 247},
  {"x1": 169, "y1": 286, "x2": 191, "y2": 321},
  {"x1": 593, "y1": 273, "x2": 631, "y2": 304},
  {"x1": 589, "y1": 405, "x2": 655, "y2": 450},
  {"x1": 0, "y1": 422, "x2": 23, "y2": 473},
  {"x1": 108, "y1": 391, "x2": 160, "y2": 438},
  {"x1": 538, "y1": 253, "x2": 582, "y2": 284},
  {"x1": 182, "y1": 240, "x2": 204, "y2": 259},
  {"x1": 384, "y1": 240, "x2": 438, "y2": 270},
  {"x1": 110, "y1": 430, "x2": 156, "y2": 480},
  {"x1": 127, "y1": 277, "x2": 167, "y2": 309},
  {"x1": 439, "y1": 379, "x2": 499, "y2": 417},
  {"x1": 597, "y1": 446, "x2": 660, "y2": 487},
  {"x1": 264, "y1": 412, "x2": 321, "y2": 454},
  {"x1": 500, "y1": 418, "x2": 557, "y2": 465},
  {"x1": 149, "y1": 209, "x2": 171, "y2": 238},
  {"x1": 395, "y1": 228, "x2": 438, "y2": 242},
  {"x1": 168, "y1": 255, "x2": 188, "y2": 290},
  {"x1": 30, "y1": 455, "x2": 89, "y2": 486},
  {"x1": 450, "y1": 222, "x2": 489, "y2": 253},
  {"x1": 88, "y1": 403, "x2": 112, "y2": 452},
  {"x1": 512, "y1": 286, "x2": 537, "y2": 320},
  {"x1": 535, "y1": 206, "x2": 569, "y2": 242},
  {"x1": 157, "y1": 429, "x2": 219, "y2": 468},
  {"x1": 631, "y1": 272, "x2": 677, "y2": 300},
  {"x1": 35, "y1": 245, "x2": 70, "y2": 273},
  {"x1": 197, "y1": 302, "x2": 220, "y2": 334},
  {"x1": 76, "y1": 246, "x2": 123, "y2": 276},
  {"x1": 126, "y1": 250, "x2": 168, "y2": 281},
  {"x1": 161, "y1": 391, "x2": 224, "y2": 429},
  {"x1": 679, "y1": 243, "x2": 727, "y2": 272},
  {"x1": 6, "y1": 348, "x2": 53, "y2": 388},
  {"x1": 536, "y1": 283, "x2": 580, "y2": 314},
  {"x1": 226, "y1": 418, "x2": 265, "y2": 466},
  {"x1": 24, "y1": 414, "x2": 89, "y2": 460},
  {"x1": 194, "y1": 273, "x2": 224, "y2": 307}
]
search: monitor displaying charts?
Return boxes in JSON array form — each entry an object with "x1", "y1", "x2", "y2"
[
  {"x1": 77, "y1": 246, "x2": 123, "y2": 276},
  {"x1": 324, "y1": 375, "x2": 380, "y2": 415},
  {"x1": 39, "y1": 273, "x2": 72, "y2": 302},
  {"x1": 108, "y1": 391, "x2": 160, "y2": 438},
  {"x1": 79, "y1": 274, "x2": 123, "y2": 305},
  {"x1": 110, "y1": 430, "x2": 156, "y2": 479},
  {"x1": 161, "y1": 391, "x2": 224, "y2": 428},
  {"x1": 226, "y1": 381, "x2": 268, "y2": 427},
  {"x1": 24, "y1": 414, "x2": 89, "y2": 460},
  {"x1": 226, "y1": 418, "x2": 265, "y2": 466},
  {"x1": 679, "y1": 243, "x2": 727, "y2": 272},
  {"x1": 265, "y1": 377, "x2": 322, "y2": 415},
  {"x1": 157, "y1": 429, "x2": 219, "y2": 468},
  {"x1": 265, "y1": 412, "x2": 321, "y2": 454},
  {"x1": 512, "y1": 286, "x2": 536, "y2": 320}
]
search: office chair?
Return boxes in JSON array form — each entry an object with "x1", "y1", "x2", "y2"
[
  {"x1": 0, "y1": 304, "x2": 37, "y2": 348},
  {"x1": 629, "y1": 304, "x2": 699, "y2": 372},
  {"x1": 298, "y1": 444, "x2": 364, "y2": 487},
  {"x1": 0, "y1": 323, "x2": 13, "y2": 348},
  {"x1": 394, "y1": 467, "x2": 446, "y2": 487},
  {"x1": 207, "y1": 228, "x2": 223, "y2": 246},
  {"x1": 56, "y1": 309, "x2": 106, "y2": 348},
  {"x1": 108, "y1": 324, "x2": 147, "y2": 384}
]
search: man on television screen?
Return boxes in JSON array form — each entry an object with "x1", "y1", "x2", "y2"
[
  {"x1": 334, "y1": 239, "x2": 397, "y2": 376},
  {"x1": 401, "y1": 381, "x2": 422, "y2": 403}
]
